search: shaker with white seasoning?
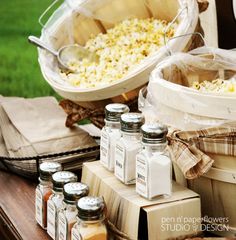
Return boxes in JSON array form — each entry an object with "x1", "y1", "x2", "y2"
[
  {"x1": 100, "y1": 103, "x2": 129, "y2": 171},
  {"x1": 58, "y1": 182, "x2": 89, "y2": 240},
  {"x1": 47, "y1": 171, "x2": 77, "y2": 240},
  {"x1": 114, "y1": 113, "x2": 144, "y2": 185},
  {"x1": 35, "y1": 162, "x2": 62, "y2": 229},
  {"x1": 136, "y1": 123, "x2": 172, "y2": 200}
]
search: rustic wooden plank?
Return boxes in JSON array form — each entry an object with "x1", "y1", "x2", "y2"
[
  {"x1": 0, "y1": 167, "x2": 232, "y2": 240},
  {"x1": 0, "y1": 170, "x2": 49, "y2": 240}
]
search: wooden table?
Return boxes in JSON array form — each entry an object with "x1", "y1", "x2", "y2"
[
  {"x1": 0, "y1": 170, "x2": 50, "y2": 240},
  {"x1": 0, "y1": 124, "x2": 100, "y2": 240},
  {"x1": 0, "y1": 170, "x2": 230, "y2": 240}
]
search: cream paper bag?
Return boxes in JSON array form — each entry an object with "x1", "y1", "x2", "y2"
[
  {"x1": 0, "y1": 96, "x2": 36, "y2": 157},
  {"x1": 0, "y1": 96, "x2": 96, "y2": 157}
]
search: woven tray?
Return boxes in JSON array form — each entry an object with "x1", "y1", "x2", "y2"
[{"x1": 0, "y1": 137, "x2": 100, "y2": 181}]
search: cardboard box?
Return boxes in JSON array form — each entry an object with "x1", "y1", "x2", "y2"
[{"x1": 82, "y1": 161, "x2": 201, "y2": 240}]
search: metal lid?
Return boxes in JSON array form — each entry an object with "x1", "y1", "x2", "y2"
[
  {"x1": 105, "y1": 103, "x2": 129, "y2": 122},
  {"x1": 120, "y1": 113, "x2": 144, "y2": 133},
  {"x1": 52, "y1": 171, "x2": 77, "y2": 191},
  {"x1": 141, "y1": 123, "x2": 168, "y2": 144},
  {"x1": 63, "y1": 182, "x2": 89, "y2": 204},
  {"x1": 39, "y1": 162, "x2": 62, "y2": 181},
  {"x1": 77, "y1": 196, "x2": 105, "y2": 221}
]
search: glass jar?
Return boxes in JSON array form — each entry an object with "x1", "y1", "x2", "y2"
[
  {"x1": 71, "y1": 196, "x2": 107, "y2": 240},
  {"x1": 35, "y1": 162, "x2": 62, "y2": 229},
  {"x1": 136, "y1": 123, "x2": 172, "y2": 200},
  {"x1": 58, "y1": 182, "x2": 89, "y2": 240},
  {"x1": 114, "y1": 113, "x2": 144, "y2": 185},
  {"x1": 100, "y1": 103, "x2": 129, "y2": 171},
  {"x1": 47, "y1": 171, "x2": 78, "y2": 240}
]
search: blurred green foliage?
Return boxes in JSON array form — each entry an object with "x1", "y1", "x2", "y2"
[{"x1": 0, "y1": 0, "x2": 60, "y2": 98}]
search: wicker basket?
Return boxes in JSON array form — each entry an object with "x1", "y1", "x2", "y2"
[
  {"x1": 38, "y1": 0, "x2": 205, "y2": 109},
  {"x1": 0, "y1": 139, "x2": 100, "y2": 181}
]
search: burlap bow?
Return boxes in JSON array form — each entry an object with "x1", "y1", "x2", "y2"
[
  {"x1": 168, "y1": 126, "x2": 236, "y2": 179},
  {"x1": 197, "y1": 0, "x2": 209, "y2": 13},
  {"x1": 168, "y1": 131, "x2": 214, "y2": 179},
  {"x1": 59, "y1": 99, "x2": 105, "y2": 129},
  {"x1": 60, "y1": 97, "x2": 139, "y2": 129}
]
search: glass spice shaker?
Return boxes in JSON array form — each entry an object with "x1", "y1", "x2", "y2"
[
  {"x1": 100, "y1": 103, "x2": 129, "y2": 171},
  {"x1": 71, "y1": 196, "x2": 107, "y2": 240},
  {"x1": 35, "y1": 162, "x2": 62, "y2": 229},
  {"x1": 114, "y1": 113, "x2": 144, "y2": 185},
  {"x1": 47, "y1": 171, "x2": 78, "y2": 240},
  {"x1": 136, "y1": 123, "x2": 172, "y2": 200},
  {"x1": 58, "y1": 182, "x2": 89, "y2": 240}
]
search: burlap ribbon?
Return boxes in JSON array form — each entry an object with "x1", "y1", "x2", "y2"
[
  {"x1": 59, "y1": 99, "x2": 105, "y2": 129},
  {"x1": 197, "y1": 0, "x2": 209, "y2": 13},
  {"x1": 60, "y1": 98, "x2": 139, "y2": 129},
  {"x1": 168, "y1": 126, "x2": 236, "y2": 179},
  {"x1": 168, "y1": 131, "x2": 214, "y2": 180}
]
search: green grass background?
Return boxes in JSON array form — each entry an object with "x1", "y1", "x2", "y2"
[{"x1": 0, "y1": 0, "x2": 59, "y2": 98}]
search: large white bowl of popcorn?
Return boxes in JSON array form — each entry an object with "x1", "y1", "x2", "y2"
[{"x1": 38, "y1": 0, "x2": 202, "y2": 103}]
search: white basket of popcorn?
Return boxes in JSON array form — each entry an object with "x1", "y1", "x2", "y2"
[
  {"x1": 140, "y1": 47, "x2": 236, "y2": 129},
  {"x1": 38, "y1": 0, "x2": 204, "y2": 107},
  {"x1": 138, "y1": 47, "x2": 236, "y2": 237}
]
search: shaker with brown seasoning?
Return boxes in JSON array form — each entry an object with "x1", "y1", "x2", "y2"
[
  {"x1": 58, "y1": 182, "x2": 89, "y2": 240},
  {"x1": 47, "y1": 171, "x2": 78, "y2": 240},
  {"x1": 35, "y1": 162, "x2": 62, "y2": 229},
  {"x1": 71, "y1": 196, "x2": 107, "y2": 240}
]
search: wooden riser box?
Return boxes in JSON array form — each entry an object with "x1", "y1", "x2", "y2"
[{"x1": 82, "y1": 161, "x2": 201, "y2": 240}]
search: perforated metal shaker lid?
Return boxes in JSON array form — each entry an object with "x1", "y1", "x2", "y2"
[
  {"x1": 120, "y1": 113, "x2": 144, "y2": 133},
  {"x1": 52, "y1": 171, "x2": 77, "y2": 191},
  {"x1": 76, "y1": 196, "x2": 105, "y2": 221},
  {"x1": 39, "y1": 162, "x2": 62, "y2": 181},
  {"x1": 141, "y1": 123, "x2": 168, "y2": 144},
  {"x1": 105, "y1": 103, "x2": 129, "y2": 122},
  {"x1": 63, "y1": 182, "x2": 89, "y2": 204}
]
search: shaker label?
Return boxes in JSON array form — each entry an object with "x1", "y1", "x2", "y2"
[
  {"x1": 58, "y1": 212, "x2": 67, "y2": 240},
  {"x1": 47, "y1": 199, "x2": 56, "y2": 239},
  {"x1": 136, "y1": 155, "x2": 148, "y2": 197},
  {"x1": 71, "y1": 227, "x2": 82, "y2": 240},
  {"x1": 100, "y1": 130, "x2": 109, "y2": 167},
  {"x1": 35, "y1": 188, "x2": 43, "y2": 226},
  {"x1": 114, "y1": 143, "x2": 125, "y2": 181}
]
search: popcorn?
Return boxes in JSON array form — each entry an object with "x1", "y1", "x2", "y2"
[
  {"x1": 62, "y1": 18, "x2": 176, "y2": 88},
  {"x1": 191, "y1": 78, "x2": 236, "y2": 93}
]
